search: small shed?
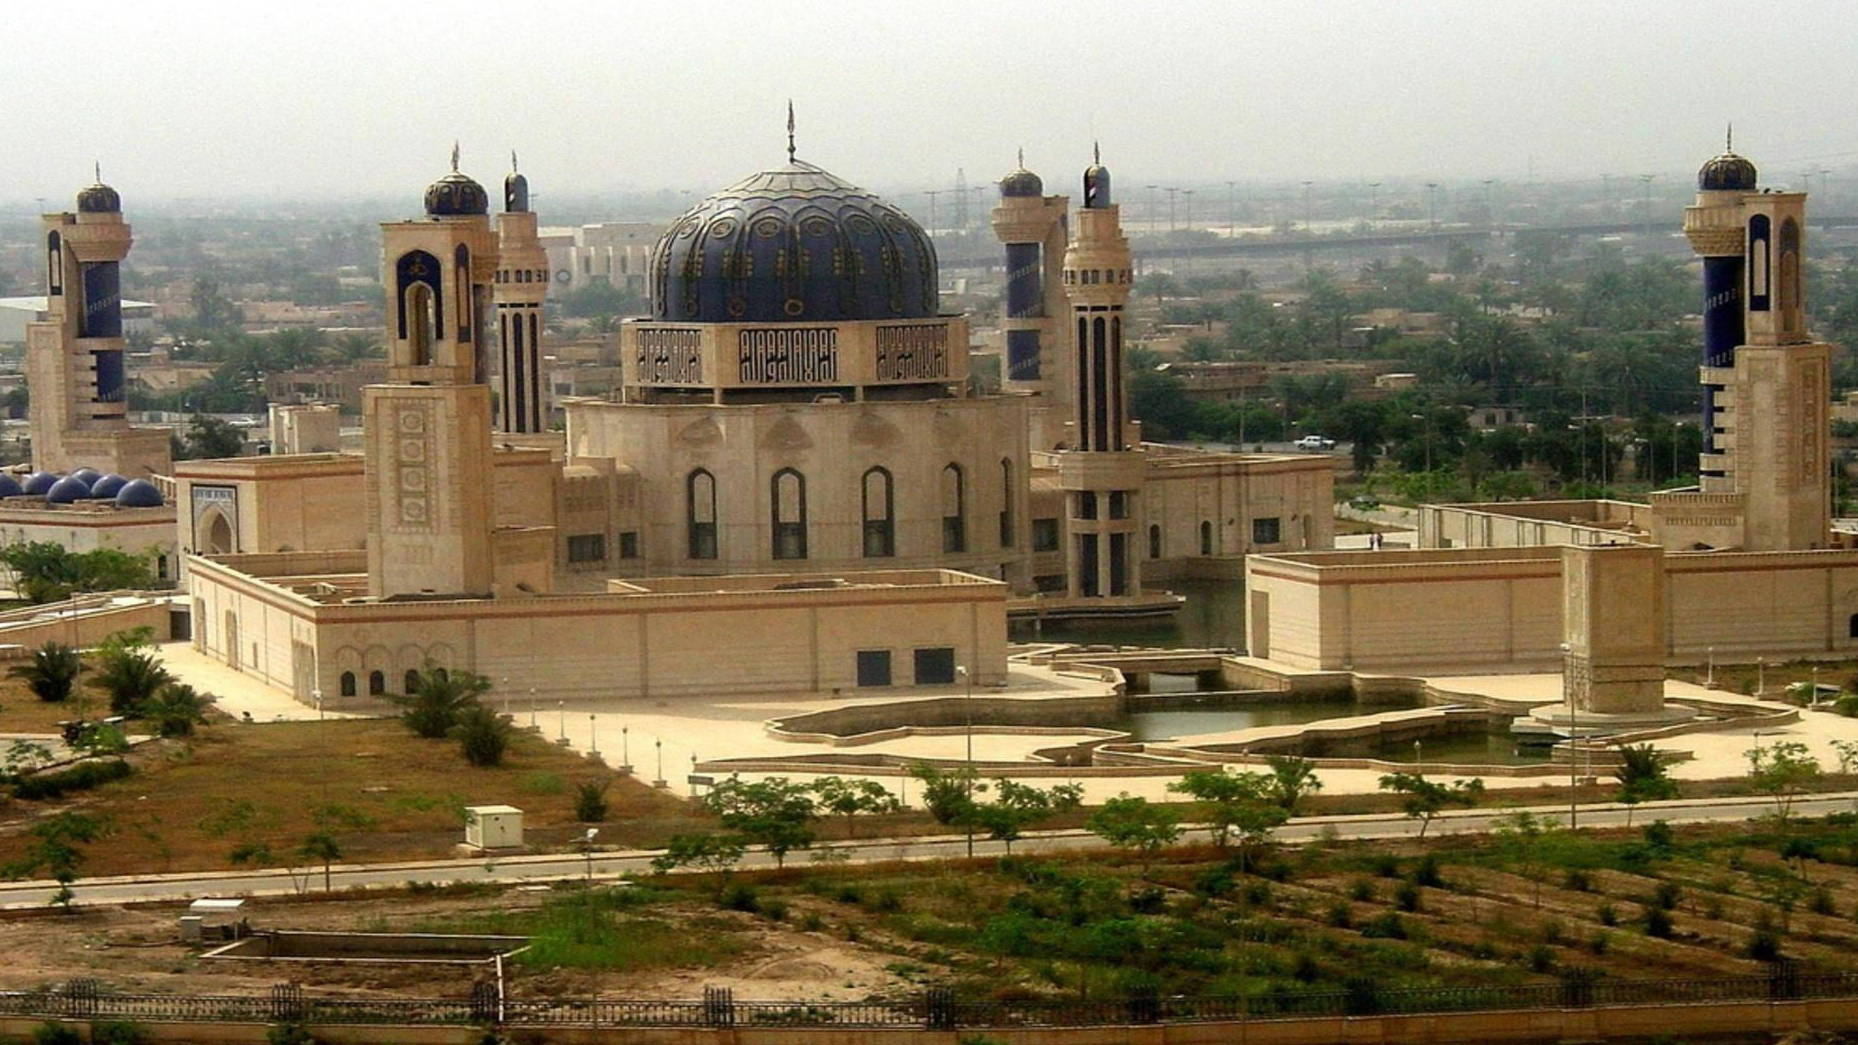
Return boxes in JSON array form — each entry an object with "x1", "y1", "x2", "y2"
[
  {"x1": 181, "y1": 897, "x2": 247, "y2": 944},
  {"x1": 463, "y1": 805, "x2": 524, "y2": 850}
]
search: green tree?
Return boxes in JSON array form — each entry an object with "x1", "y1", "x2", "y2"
[
  {"x1": 140, "y1": 683, "x2": 213, "y2": 737},
  {"x1": 1377, "y1": 771, "x2": 1485, "y2": 838},
  {"x1": 1264, "y1": 754, "x2": 1323, "y2": 812},
  {"x1": 911, "y1": 762, "x2": 979, "y2": 826},
  {"x1": 87, "y1": 630, "x2": 172, "y2": 716},
  {"x1": 702, "y1": 776, "x2": 818, "y2": 867},
  {"x1": 574, "y1": 780, "x2": 610, "y2": 823},
  {"x1": 455, "y1": 703, "x2": 509, "y2": 767},
  {"x1": 174, "y1": 414, "x2": 246, "y2": 460},
  {"x1": 811, "y1": 776, "x2": 902, "y2": 839},
  {"x1": 396, "y1": 663, "x2": 491, "y2": 739},
  {"x1": 299, "y1": 804, "x2": 371, "y2": 893},
  {"x1": 650, "y1": 832, "x2": 747, "y2": 895},
  {"x1": 1084, "y1": 794, "x2": 1180, "y2": 874},
  {"x1": 0, "y1": 542, "x2": 153, "y2": 603},
  {"x1": 1614, "y1": 744, "x2": 1679, "y2": 826},
  {"x1": 1746, "y1": 740, "x2": 1821, "y2": 822},
  {"x1": 6, "y1": 811, "x2": 109, "y2": 908},
  {"x1": 8, "y1": 642, "x2": 81, "y2": 703},
  {"x1": 297, "y1": 833, "x2": 342, "y2": 893},
  {"x1": 1492, "y1": 810, "x2": 1560, "y2": 908},
  {"x1": 1168, "y1": 768, "x2": 1286, "y2": 866},
  {"x1": 974, "y1": 779, "x2": 1083, "y2": 855}
]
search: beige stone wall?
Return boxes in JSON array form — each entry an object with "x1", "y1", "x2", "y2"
[
  {"x1": 175, "y1": 456, "x2": 368, "y2": 557},
  {"x1": 188, "y1": 556, "x2": 1005, "y2": 706},
  {"x1": 1248, "y1": 545, "x2": 1858, "y2": 672},
  {"x1": 1143, "y1": 450, "x2": 1333, "y2": 561},
  {"x1": 1419, "y1": 500, "x2": 1651, "y2": 550},
  {"x1": 568, "y1": 397, "x2": 1033, "y2": 586}
]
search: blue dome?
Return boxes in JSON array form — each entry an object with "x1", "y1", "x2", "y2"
[
  {"x1": 22, "y1": 472, "x2": 58, "y2": 496},
  {"x1": 425, "y1": 171, "x2": 488, "y2": 217},
  {"x1": 1699, "y1": 151, "x2": 1758, "y2": 192},
  {"x1": 0, "y1": 475, "x2": 22, "y2": 498},
  {"x1": 651, "y1": 160, "x2": 938, "y2": 324},
  {"x1": 114, "y1": 479, "x2": 163, "y2": 508},
  {"x1": 46, "y1": 476, "x2": 91, "y2": 504},
  {"x1": 90, "y1": 473, "x2": 128, "y2": 499},
  {"x1": 1000, "y1": 167, "x2": 1044, "y2": 199},
  {"x1": 77, "y1": 181, "x2": 121, "y2": 214}
]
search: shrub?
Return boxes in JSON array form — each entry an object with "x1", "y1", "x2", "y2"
[
  {"x1": 1810, "y1": 886, "x2": 1837, "y2": 916},
  {"x1": 1540, "y1": 918, "x2": 1564, "y2": 945},
  {"x1": 1703, "y1": 896, "x2": 1725, "y2": 920},
  {"x1": 1412, "y1": 853, "x2": 1444, "y2": 887},
  {"x1": 869, "y1": 889, "x2": 904, "y2": 914},
  {"x1": 456, "y1": 704, "x2": 509, "y2": 767},
  {"x1": 799, "y1": 912, "x2": 824, "y2": 932},
  {"x1": 13, "y1": 758, "x2": 131, "y2": 800},
  {"x1": 1643, "y1": 820, "x2": 1675, "y2": 852},
  {"x1": 90, "y1": 1021, "x2": 149, "y2": 1045},
  {"x1": 1193, "y1": 867, "x2": 1234, "y2": 898},
  {"x1": 1128, "y1": 886, "x2": 1167, "y2": 914},
  {"x1": 1596, "y1": 903, "x2": 1618, "y2": 927},
  {"x1": 1349, "y1": 878, "x2": 1376, "y2": 902},
  {"x1": 1372, "y1": 854, "x2": 1401, "y2": 878},
  {"x1": 1528, "y1": 944, "x2": 1555, "y2": 973},
  {"x1": 1394, "y1": 881, "x2": 1422, "y2": 912},
  {"x1": 759, "y1": 898, "x2": 788, "y2": 921},
  {"x1": 1746, "y1": 912, "x2": 1783, "y2": 961},
  {"x1": 721, "y1": 883, "x2": 759, "y2": 913},
  {"x1": 1563, "y1": 868, "x2": 1593, "y2": 892},
  {"x1": 1650, "y1": 882, "x2": 1682, "y2": 911},
  {"x1": 265, "y1": 1022, "x2": 315, "y2": 1045},
  {"x1": 1241, "y1": 880, "x2": 1272, "y2": 908},
  {"x1": 574, "y1": 780, "x2": 610, "y2": 823},
  {"x1": 1644, "y1": 907, "x2": 1674, "y2": 939},
  {"x1": 10, "y1": 643, "x2": 81, "y2": 703},
  {"x1": 1588, "y1": 930, "x2": 1610, "y2": 955},
  {"x1": 1325, "y1": 901, "x2": 1353, "y2": 929},
  {"x1": 1292, "y1": 950, "x2": 1321, "y2": 982},
  {"x1": 32, "y1": 1024, "x2": 81, "y2": 1045},
  {"x1": 1361, "y1": 913, "x2": 1408, "y2": 939}
]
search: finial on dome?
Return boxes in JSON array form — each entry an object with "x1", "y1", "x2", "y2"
[
  {"x1": 1017, "y1": 147, "x2": 1025, "y2": 169},
  {"x1": 451, "y1": 141, "x2": 461, "y2": 173},
  {"x1": 1726, "y1": 122, "x2": 1733, "y2": 153},
  {"x1": 1094, "y1": 140, "x2": 1101, "y2": 165},
  {"x1": 93, "y1": 161, "x2": 101, "y2": 183},
  {"x1": 787, "y1": 100, "x2": 796, "y2": 163},
  {"x1": 511, "y1": 149, "x2": 519, "y2": 174}
]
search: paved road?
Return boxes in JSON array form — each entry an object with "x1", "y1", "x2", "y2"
[{"x1": 7, "y1": 791, "x2": 1851, "y2": 910}]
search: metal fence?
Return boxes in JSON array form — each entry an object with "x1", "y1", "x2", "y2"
[{"x1": 2, "y1": 968, "x2": 1855, "y2": 1030}]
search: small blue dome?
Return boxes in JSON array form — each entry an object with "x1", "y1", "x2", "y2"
[
  {"x1": 22, "y1": 472, "x2": 59, "y2": 496},
  {"x1": 68, "y1": 468, "x2": 101, "y2": 485},
  {"x1": 90, "y1": 473, "x2": 128, "y2": 499},
  {"x1": 46, "y1": 476, "x2": 91, "y2": 504},
  {"x1": 0, "y1": 475, "x2": 22, "y2": 498},
  {"x1": 114, "y1": 479, "x2": 164, "y2": 508}
]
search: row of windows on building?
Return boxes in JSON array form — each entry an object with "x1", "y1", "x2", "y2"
[
  {"x1": 1063, "y1": 268, "x2": 1132, "y2": 286},
  {"x1": 494, "y1": 269, "x2": 549, "y2": 284},
  {"x1": 337, "y1": 666, "x2": 452, "y2": 698},
  {"x1": 855, "y1": 646, "x2": 957, "y2": 687},
  {"x1": 1025, "y1": 517, "x2": 1283, "y2": 557},
  {"x1": 686, "y1": 462, "x2": 1016, "y2": 561}
]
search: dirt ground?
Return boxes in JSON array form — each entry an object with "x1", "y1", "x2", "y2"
[{"x1": 0, "y1": 888, "x2": 914, "y2": 1003}]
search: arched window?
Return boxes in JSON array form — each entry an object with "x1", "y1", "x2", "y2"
[
  {"x1": 45, "y1": 232, "x2": 62, "y2": 297},
  {"x1": 454, "y1": 244, "x2": 472, "y2": 343},
  {"x1": 395, "y1": 250, "x2": 442, "y2": 363},
  {"x1": 339, "y1": 671, "x2": 357, "y2": 697},
  {"x1": 687, "y1": 469, "x2": 717, "y2": 559},
  {"x1": 772, "y1": 468, "x2": 807, "y2": 560},
  {"x1": 368, "y1": 670, "x2": 386, "y2": 696},
  {"x1": 435, "y1": 667, "x2": 450, "y2": 683},
  {"x1": 1848, "y1": 613, "x2": 1858, "y2": 639},
  {"x1": 1200, "y1": 520, "x2": 1213, "y2": 556},
  {"x1": 862, "y1": 467, "x2": 894, "y2": 557},
  {"x1": 404, "y1": 669, "x2": 420, "y2": 694},
  {"x1": 1149, "y1": 524, "x2": 1162, "y2": 559},
  {"x1": 942, "y1": 464, "x2": 966, "y2": 553},
  {"x1": 999, "y1": 458, "x2": 1014, "y2": 548},
  {"x1": 1779, "y1": 218, "x2": 1802, "y2": 331}
]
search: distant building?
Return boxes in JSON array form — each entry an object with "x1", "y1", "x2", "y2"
[
  {"x1": 0, "y1": 295, "x2": 155, "y2": 346},
  {"x1": 541, "y1": 221, "x2": 663, "y2": 298}
]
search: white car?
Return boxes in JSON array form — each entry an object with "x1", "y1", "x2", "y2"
[{"x1": 1293, "y1": 435, "x2": 1336, "y2": 451}]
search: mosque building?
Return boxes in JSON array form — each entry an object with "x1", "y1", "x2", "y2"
[{"x1": 1245, "y1": 139, "x2": 1858, "y2": 682}]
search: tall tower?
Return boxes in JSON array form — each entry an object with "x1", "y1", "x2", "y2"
[
  {"x1": 1057, "y1": 148, "x2": 1145, "y2": 598},
  {"x1": 991, "y1": 153, "x2": 1074, "y2": 449},
  {"x1": 494, "y1": 155, "x2": 547, "y2": 434},
  {"x1": 1665, "y1": 136, "x2": 1830, "y2": 551},
  {"x1": 365, "y1": 155, "x2": 499, "y2": 597},
  {"x1": 27, "y1": 175, "x2": 171, "y2": 477}
]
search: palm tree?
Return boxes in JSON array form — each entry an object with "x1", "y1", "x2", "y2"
[
  {"x1": 9, "y1": 642, "x2": 82, "y2": 703},
  {"x1": 397, "y1": 663, "x2": 492, "y2": 739},
  {"x1": 88, "y1": 641, "x2": 172, "y2": 716},
  {"x1": 142, "y1": 683, "x2": 214, "y2": 737}
]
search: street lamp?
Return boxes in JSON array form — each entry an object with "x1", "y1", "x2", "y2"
[
  {"x1": 1561, "y1": 641, "x2": 1578, "y2": 828},
  {"x1": 1706, "y1": 647, "x2": 1715, "y2": 688},
  {"x1": 1413, "y1": 739, "x2": 1422, "y2": 774},
  {"x1": 589, "y1": 714, "x2": 599, "y2": 758},
  {"x1": 1757, "y1": 657, "x2": 1765, "y2": 696},
  {"x1": 557, "y1": 701, "x2": 567, "y2": 746},
  {"x1": 654, "y1": 739, "x2": 666, "y2": 789},
  {"x1": 957, "y1": 664, "x2": 973, "y2": 858},
  {"x1": 501, "y1": 676, "x2": 510, "y2": 721},
  {"x1": 619, "y1": 726, "x2": 632, "y2": 775}
]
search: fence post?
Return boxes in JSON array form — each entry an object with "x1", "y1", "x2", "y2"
[
  {"x1": 270, "y1": 982, "x2": 305, "y2": 1024},
  {"x1": 62, "y1": 979, "x2": 98, "y2": 1019},
  {"x1": 925, "y1": 987, "x2": 955, "y2": 1031},
  {"x1": 1769, "y1": 959, "x2": 1800, "y2": 1001},
  {"x1": 703, "y1": 985, "x2": 734, "y2": 1028},
  {"x1": 470, "y1": 981, "x2": 500, "y2": 1024}
]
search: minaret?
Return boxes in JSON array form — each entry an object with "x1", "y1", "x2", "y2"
[
  {"x1": 27, "y1": 172, "x2": 171, "y2": 477},
  {"x1": 494, "y1": 153, "x2": 548, "y2": 434},
  {"x1": 991, "y1": 150, "x2": 1073, "y2": 449},
  {"x1": 365, "y1": 150, "x2": 499, "y2": 597},
  {"x1": 1056, "y1": 146, "x2": 1145, "y2": 598},
  {"x1": 1672, "y1": 132, "x2": 1830, "y2": 550}
]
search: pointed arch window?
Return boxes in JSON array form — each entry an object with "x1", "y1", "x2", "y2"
[
  {"x1": 368, "y1": 670, "x2": 386, "y2": 696},
  {"x1": 942, "y1": 464, "x2": 966, "y2": 553},
  {"x1": 396, "y1": 250, "x2": 442, "y2": 365},
  {"x1": 1149, "y1": 524, "x2": 1162, "y2": 559},
  {"x1": 862, "y1": 467, "x2": 894, "y2": 557},
  {"x1": 687, "y1": 468, "x2": 717, "y2": 560},
  {"x1": 1779, "y1": 218, "x2": 1802, "y2": 332},
  {"x1": 339, "y1": 671, "x2": 357, "y2": 698},
  {"x1": 772, "y1": 468, "x2": 807, "y2": 560},
  {"x1": 454, "y1": 244, "x2": 472, "y2": 343},
  {"x1": 999, "y1": 458, "x2": 1014, "y2": 548}
]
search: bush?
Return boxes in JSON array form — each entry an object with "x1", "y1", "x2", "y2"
[
  {"x1": 1643, "y1": 820, "x2": 1675, "y2": 851},
  {"x1": 1528, "y1": 944, "x2": 1555, "y2": 973},
  {"x1": 14, "y1": 758, "x2": 131, "y2": 800},
  {"x1": 32, "y1": 1024, "x2": 81, "y2": 1045},
  {"x1": 1394, "y1": 881, "x2": 1422, "y2": 912},
  {"x1": 265, "y1": 1022, "x2": 315, "y2": 1045},
  {"x1": 1361, "y1": 913, "x2": 1408, "y2": 940},
  {"x1": 574, "y1": 780, "x2": 610, "y2": 822},
  {"x1": 1596, "y1": 903, "x2": 1618, "y2": 927},
  {"x1": 1540, "y1": 918, "x2": 1564, "y2": 945},
  {"x1": 1563, "y1": 868, "x2": 1593, "y2": 892},
  {"x1": 1128, "y1": 886, "x2": 1167, "y2": 914},
  {"x1": 1349, "y1": 878, "x2": 1376, "y2": 902},
  {"x1": 1372, "y1": 853, "x2": 1401, "y2": 878},
  {"x1": 90, "y1": 1021, "x2": 149, "y2": 1045},
  {"x1": 869, "y1": 889, "x2": 904, "y2": 914},
  {"x1": 759, "y1": 898, "x2": 788, "y2": 922},
  {"x1": 1325, "y1": 901, "x2": 1353, "y2": 929},
  {"x1": 1193, "y1": 867, "x2": 1234, "y2": 898},
  {"x1": 1650, "y1": 882, "x2": 1682, "y2": 911},
  {"x1": 721, "y1": 883, "x2": 759, "y2": 913},
  {"x1": 1412, "y1": 853, "x2": 1444, "y2": 887},
  {"x1": 1746, "y1": 913, "x2": 1783, "y2": 961},
  {"x1": 1588, "y1": 930, "x2": 1610, "y2": 955},
  {"x1": 456, "y1": 704, "x2": 509, "y2": 767},
  {"x1": 1644, "y1": 907, "x2": 1674, "y2": 939},
  {"x1": 1810, "y1": 886, "x2": 1837, "y2": 916}
]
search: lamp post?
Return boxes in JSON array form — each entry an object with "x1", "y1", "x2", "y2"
[
  {"x1": 1561, "y1": 641, "x2": 1578, "y2": 828},
  {"x1": 654, "y1": 739, "x2": 666, "y2": 789},
  {"x1": 1757, "y1": 657, "x2": 1765, "y2": 696},
  {"x1": 1707, "y1": 647, "x2": 1715, "y2": 687},
  {"x1": 957, "y1": 664, "x2": 973, "y2": 858},
  {"x1": 501, "y1": 676, "x2": 510, "y2": 722},
  {"x1": 1812, "y1": 665, "x2": 1821, "y2": 706},
  {"x1": 557, "y1": 701, "x2": 566, "y2": 745},
  {"x1": 1413, "y1": 739, "x2": 1422, "y2": 774},
  {"x1": 588, "y1": 714, "x2": 599, "y2": 758},
  {"x1": 619, "y1": 726, "x2": 632, "y2": 775}
]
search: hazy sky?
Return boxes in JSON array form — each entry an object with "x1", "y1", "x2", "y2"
[{"x1": 6, "y1": 0, "x2": 1857, "y2": 207}]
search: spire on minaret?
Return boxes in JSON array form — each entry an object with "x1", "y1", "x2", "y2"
[
  {"x1": 1017, "y1": 147, "x2": 1024, "y2": 169},
  {"x1": 451, "y1": 141, "x2": 461, "y2": 173},
  {"x1": 786, "y1": 100, "x2": 796, "y2": 163},
  {"x1": 93, "y1": 161, "x2": 101, "y2": 183},
  {"x1": 1726, "y1": 122, "x2": 1734, "y2": 153},
  {"x1": 511, "y1": 149, "x2": 519, "y2": 174},
  {"x1": 1093, "y1": 140, "x2": 1100, "y2": 165}
]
